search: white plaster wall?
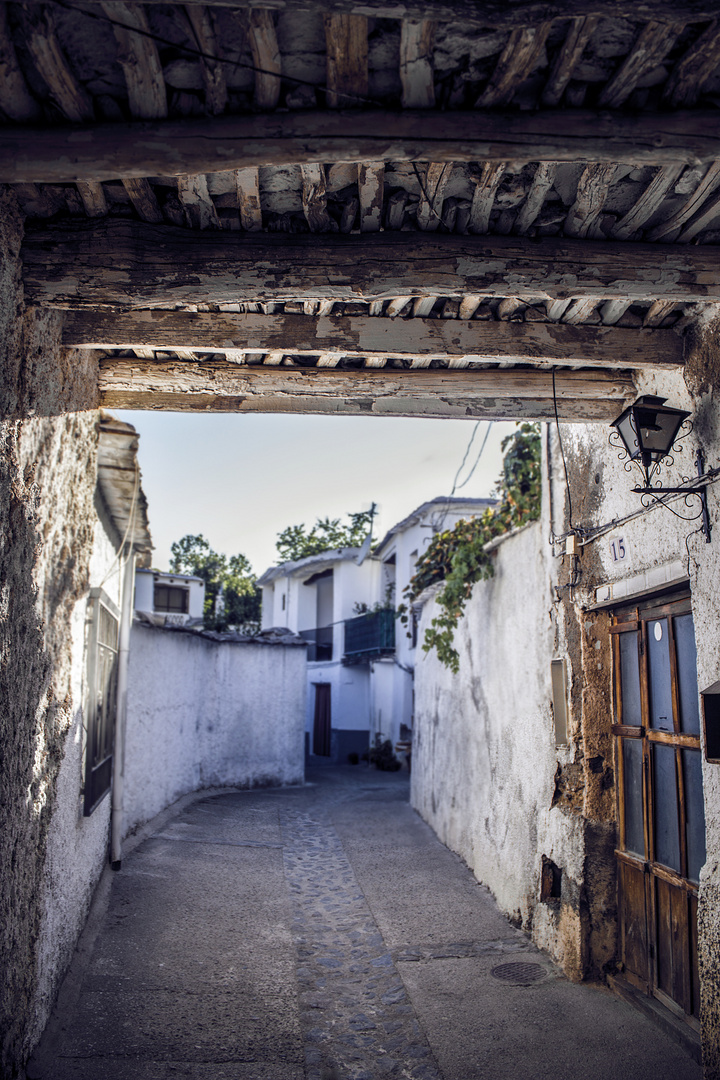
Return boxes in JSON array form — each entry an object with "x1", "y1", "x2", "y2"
[
  {"x1": 411, "y1": 523, "x2": 580, "y2": 930},
  {"x1": 33, "y1": 500, "x2": 123, "y2": 1043},
  {"x1": 123, "y1": 625, "x2": 306, "y2": 836}
]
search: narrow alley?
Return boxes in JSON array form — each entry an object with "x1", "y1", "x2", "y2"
[{"x1": 29, "y1": 767, "x2": 699, "y2": 1080}]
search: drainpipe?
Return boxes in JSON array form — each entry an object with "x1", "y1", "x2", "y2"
[{"x1": 111, "y1": 545, "x2": 136, "y2": 870}]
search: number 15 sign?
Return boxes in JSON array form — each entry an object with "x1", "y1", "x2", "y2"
[{"x1": 610, "y1": 537, "x2": 627, "y2": 563}]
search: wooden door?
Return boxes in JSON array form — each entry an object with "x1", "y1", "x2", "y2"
[
  {"x1": 313, "y1": 683, "x2": 332, "y2": 757},
  {"x1": 613, "y1": 593, "x2": 705, "y2": 1027}
]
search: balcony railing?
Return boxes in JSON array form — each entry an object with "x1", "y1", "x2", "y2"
[
  {"x1": 298, "y1": 625, "x2": 333, "y2": 662},
  {"x1": 343, "y1": 609, "x2": 395, "y2": 663}
]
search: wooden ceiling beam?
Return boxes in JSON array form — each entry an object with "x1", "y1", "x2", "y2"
[
  {"x1": 4, "y1": 110, "x2": 720, "y2": 184},
  {"x1": 128, "y1": 1, "x2": 720, "y2": 30},
  {"x1": 23, "y1": 221, "x2": 720, "y2": 306},
  {"x1": 63, "y1": 310, "x2": 685, "y2": 370},
  {"x1": 98, "y1": 358, "x2": 634, "y2": 421}
]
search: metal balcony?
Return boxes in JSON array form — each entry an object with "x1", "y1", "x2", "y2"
[
  {"x1": 298, "y1": 625, "x2": 333, "y2": 662},
  {"x1": 343, "y1": 609, "x2": 395, "y2": 664}
]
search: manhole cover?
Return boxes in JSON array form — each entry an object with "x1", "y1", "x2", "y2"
[{"x1": 490, "y1": 962, "x2": 547, "y2": 985}]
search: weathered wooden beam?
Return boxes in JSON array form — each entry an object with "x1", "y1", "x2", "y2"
[
  {"x1": 5, "y1": 110, "x2": 720, "y2": 184},
  {"x1": 417, "y1": 162, "x2": 452, "y2": 232},
  {"x1": 564, "y1": 162, "x2": 616, "y2": 238},
  {"x1": 324, "y1": 14, "x2": 368, "y2": 107},
  {"x1": 598, "y1": 20, "x2": 685, "y2": 109},
  {"x1": 17, "y1": 3, "x2": 93, "y2": 122},
  {"x1": 663, "y1": 20, "x2": 720, "y2": 107},
  {"x1": 62, "y1": 310, "x2": 685, "y2": 370},
  {"x1": 130, "y1": 0, "x2": 720, "y2": 31},
  {"x1": 97, "y1": 358, "x2": 634, "y2": 421},
  {"x1": 400, "y1": 20, "x2": 435, "y2": 108},
  {"x1": 247, "y1": 9, "x2": 281, "y2": 109},
  {"x1": 23, "y1": 222, "x2": 720, "y2": 306},
  {"x1": 0, "y1": 3, "x2": 42, "y2": 121},
  {"x1": 102, "y1": 1, "x2": 167, "y2": 120},
  {"x1": 476, "y1": 22, "x2": 553, "y2": 108},
  {"x1": 610, "y1": 164, "x2": 684, "y2": 240},
  {"x1": 185, "y1": 5, "x2": 228, "y2": 115},
  {"x1": 235, "y1": 166, "x2": 262, "y2": 231},
  {"x1": 542, "y1": 16, "x2": 597, "y2": 107}
]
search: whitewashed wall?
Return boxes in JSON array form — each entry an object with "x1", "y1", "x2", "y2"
[
  {"x1": 123, "y1": 625, "x2": 306, "y2": 836},
  {"x1": 33, "y1": 494, "x2": 123, "y2": 1045},
  {"x1": 411, "y1": 522, "x2": 588, "y2": 945}
]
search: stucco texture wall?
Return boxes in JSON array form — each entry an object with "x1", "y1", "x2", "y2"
[
  {"x1": 0, "y1": 187, "x2": 100, "y2": 1075},
  {"x1": 412, "y1": 523, "x2": 590, "y2": 972},
  {"x1": 123, "y1": 625, "x2": 306, "y2": 836}
]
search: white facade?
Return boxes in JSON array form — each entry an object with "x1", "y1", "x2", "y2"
[
  {"x1": 258, "y1": 498, "x2": 495, "y2": 763},
  {"x1": 259, "y1": 549, "x2": 381, "y2": 761},
  {"x1": 372, "y1": 497, "x2": 496, "y2": 750},
  {"x1": 134, "y1": 567, "x2": 205, "y2": 626}
]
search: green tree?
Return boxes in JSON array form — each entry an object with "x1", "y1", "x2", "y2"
[
  {"x1": 401, "y1": 423, "x2": 542, "y2": 672},
  {"x1": 169, "y1": 534, "x2": 261, "y2": 631},
  {"x1": 276, "y1": 509, "x2": 373, "y2": 562}
]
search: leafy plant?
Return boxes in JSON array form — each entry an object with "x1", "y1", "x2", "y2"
[
  {"x1": 169, "y1": 534, "x2": 261, "y2": 631},
  {"x1": 400, "y1": 423, "x2": 541, "y2": 673},
  {"x1": 276, "y1": 509, "x2": 373, "y2": 562}
]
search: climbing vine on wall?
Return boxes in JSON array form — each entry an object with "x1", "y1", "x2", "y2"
[{"x1": 400, "y1": 423, "x2": 542, "y2": 673}]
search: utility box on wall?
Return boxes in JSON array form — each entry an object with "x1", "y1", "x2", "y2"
[{"x1": 702, "y1": 681, "x2": 720, "y2": 763}]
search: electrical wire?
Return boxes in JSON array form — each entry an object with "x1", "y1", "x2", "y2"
[
  {"x1": 50, "y1": 0, "x2": 383, "y2": 108},
  {"x1": 455, "y1": 421, "x2": 493, "y2": 492},
  {"x1": 432, "y1": 419, "x2": 493, "y2": 532},
  {"x1": 412, "y1": 163, "x2": 450, "y2": 227}
]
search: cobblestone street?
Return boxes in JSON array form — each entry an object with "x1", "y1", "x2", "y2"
[{"x1": 30, "y1": 767, "x2": 701, "y2": 1080}]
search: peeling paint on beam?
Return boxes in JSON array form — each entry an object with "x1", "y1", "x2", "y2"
[
  {"x1": 5, "y1": 110, "x2": 720, "y2": 183},
  {"x1": 64, "y1": 311, "x2": 685, "y2": 370},
  {"x1": 100, "y1": 388, "x2": 625, "y2": 421},
  {"x1": 23, "y1": 223, "x2": 720, "y2": 306},
  {"x1": 97, "y1": 358, "x2": 633, "y2": 421}
]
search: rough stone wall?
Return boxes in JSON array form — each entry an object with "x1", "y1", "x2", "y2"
[
  {"x1": 123, "y1": 624, "x2": 307, "y2": 837},
  {"x1": 0, "y1": 187, "x2": 99, "y2": 1076}
]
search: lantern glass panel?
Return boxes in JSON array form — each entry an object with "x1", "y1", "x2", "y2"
[
  {"x1": 615, "y1": 411, "x2": 640, "y2": 460},
  {"x1": 635, "y1": 407, "x2": 685, "y2": 461}
]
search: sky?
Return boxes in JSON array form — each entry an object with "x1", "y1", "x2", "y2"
[{"x1": 118, "y1": 411, "x2": 516, "y2": 575}]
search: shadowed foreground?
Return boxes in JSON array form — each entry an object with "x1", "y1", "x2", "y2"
[{"x1": 29, "y1": 767, "x2": 700, "y2": 1080}]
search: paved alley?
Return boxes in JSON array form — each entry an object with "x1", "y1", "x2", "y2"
[{"x1": 29, "y1": 768, "x2": 701, "y2": 1080}]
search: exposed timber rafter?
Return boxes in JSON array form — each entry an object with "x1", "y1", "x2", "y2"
[
  {"x1": 97, "y1": 359, "x2": 634, "y2": 422},
  {"x1": 63, "y1": 310, "x2": 685, "y2": 370},
  {"x1": 22, "y1": 221, "x2": 720, "y2": 306},
  {"x1": 120, "y1": 1, "x2": 720, "y2": 30},
  {"x1": 4, "y1": 110, "x2": 720, "y2": 184}
]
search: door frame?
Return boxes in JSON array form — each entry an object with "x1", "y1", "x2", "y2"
[{"x1": 611, "y1": 588, "x2": 703, "y2": 1028}]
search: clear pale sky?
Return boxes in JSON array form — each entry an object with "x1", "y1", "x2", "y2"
[{"x1": 118, "y1": 410, "x2": 516, "y2": 575}]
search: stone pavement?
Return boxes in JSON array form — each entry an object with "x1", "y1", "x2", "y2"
[{"x1": 29, "y1": 766, "x2": 701, "y2": 1080}]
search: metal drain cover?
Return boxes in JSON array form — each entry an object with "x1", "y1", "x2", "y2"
[{"x1": 490, "y1": 962, "x2": 547, "y2": 985}]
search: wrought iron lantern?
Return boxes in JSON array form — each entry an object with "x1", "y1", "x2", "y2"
[
  {"x1": 610, "y1": 395, "x2": 690, "y2": 489},
  {"x1": 610, "y1": 395, "x2": 712, "y2": 542}
]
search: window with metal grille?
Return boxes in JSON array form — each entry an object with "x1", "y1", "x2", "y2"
[
  {"x1": 154, "y1": 584, "x2": 189, "y2": 614},
  {"x1": 84, "y1": 590, "x2": 120, "y2": 816}
]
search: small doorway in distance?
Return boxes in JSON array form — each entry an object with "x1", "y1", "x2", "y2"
[{"x1": 313, "y1": 683, "x2": 332, "y2": 757}]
